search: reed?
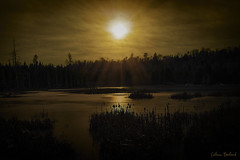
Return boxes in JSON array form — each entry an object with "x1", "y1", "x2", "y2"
[
  {"x1": 89, "y1": 102, "x2": 240, "y2": 160},
  {"x1": 90, "y1": 104, "x2": 195, "y2": 160}
]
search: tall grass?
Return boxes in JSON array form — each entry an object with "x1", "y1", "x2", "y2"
[
  {"x1": 90, "y1": 105, "x2": 196, "y2": 160},
  {"x1": 0, "y1": 111, "x2": 75, "y2": 160},
  {"x1": 89, "y1": 102, "x2": 240, "y2": 160}
]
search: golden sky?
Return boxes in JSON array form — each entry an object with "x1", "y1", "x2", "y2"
[{"x1": 0, "y1": 0, "x2": 240, "y2": 64}]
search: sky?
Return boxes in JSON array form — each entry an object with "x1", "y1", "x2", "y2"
[{"x1": 0, "y1": 0, "x2": 240, "y2": 64}]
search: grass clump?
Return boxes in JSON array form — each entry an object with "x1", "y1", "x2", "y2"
[{"x1": 0, "y1": 111, "x2": 75, "y2": 160}]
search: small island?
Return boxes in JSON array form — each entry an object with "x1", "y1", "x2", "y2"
[
  {"x1": 128, "y1": 92, "x2": 153, "y2": 99},
  {"x1": 170, "y1": 92, "x2": 202, "y2": 100}
]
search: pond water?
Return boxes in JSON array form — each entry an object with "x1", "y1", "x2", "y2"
[{"x1": 0, "y1": 89, "x2": 239, "y2": 160}]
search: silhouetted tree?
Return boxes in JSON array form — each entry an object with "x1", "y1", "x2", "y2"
[
  {"x1": 0, "y1": 46, "x2": 240, "y2": 89},
  {"x1": 66, "y1": 53, "x2": 73, "y2": 65},
  {"x1": 144, "y1": 52, "x2": 148, "y2": 61},
  {"x1": 12, "y1": 40, "x2": 17, "y2": 66},
  {"x1": 32, "y1": 54, "x2": 39, "y2": 65}
]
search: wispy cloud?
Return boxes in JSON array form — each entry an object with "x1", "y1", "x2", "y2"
[{"x1": 0, "y1": 0, "x2": 240, "y2": 64}]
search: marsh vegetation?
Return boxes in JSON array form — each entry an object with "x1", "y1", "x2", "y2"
[
  {"x1": 0, "y1": 111, "x2": 75, "y2": 160},
  {"x1": 0, "y1": 89, "x2": 239, "y2": 160},
  {"x1": 89, "y1": 103, "x2": 240, "y2": 160}
]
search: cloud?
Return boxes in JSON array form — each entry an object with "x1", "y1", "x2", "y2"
[{"x1": 0, "y1": 0, "x2": 240, "y2": 64}]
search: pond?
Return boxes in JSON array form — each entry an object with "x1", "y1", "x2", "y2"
[{"x1": 0, "y1": 88, "x2": 239, "y2": 160}]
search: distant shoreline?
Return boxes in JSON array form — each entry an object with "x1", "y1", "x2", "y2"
[{"x1": 1, "y1": 84, "x2": 240, "y2": 96}]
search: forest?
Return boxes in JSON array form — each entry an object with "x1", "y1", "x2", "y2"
[{"x1": 0, "y1": 47, "x2": 240, "y2": 90}]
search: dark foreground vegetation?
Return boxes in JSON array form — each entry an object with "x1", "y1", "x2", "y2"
[
  {"x1": 89, "y1": 103, "x2": 240, "y2": 160},
  {"x1": 0, "y1": 112, "x2": 75, "y2": 160},
  {"x1": 1, "y1": 47, "x2": 240, "y2": 90}
]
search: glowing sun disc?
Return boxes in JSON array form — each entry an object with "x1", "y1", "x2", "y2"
[{"x1": 108, "y1": 20, "x2": 131, "y2": 40}]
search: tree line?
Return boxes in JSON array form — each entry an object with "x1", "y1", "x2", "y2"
[{"x1": 0, "y1": 47, "x2": 240, "y2": 90}]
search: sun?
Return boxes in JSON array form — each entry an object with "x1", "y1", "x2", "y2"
[
  {"x1": 107, "y1": 20, "x2": 131, "y2": 40},
  {"x1": 110, "y1": 23, "x2": 128, "y2": 39}
]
